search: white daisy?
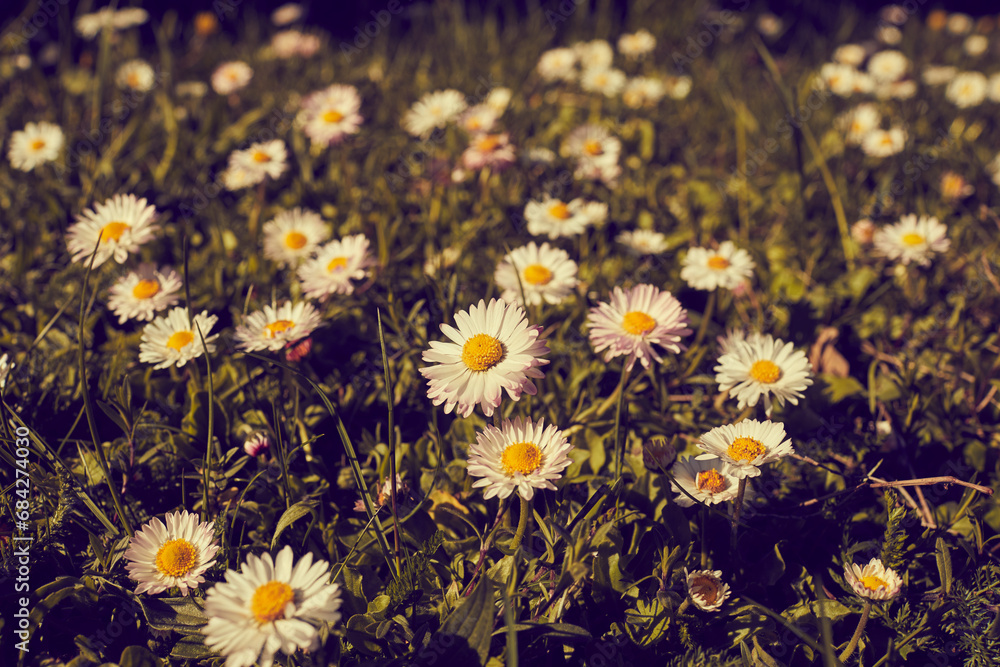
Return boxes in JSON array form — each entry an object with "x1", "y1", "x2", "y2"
[
  {"x1": 665, "y1": 75, "x2": 693, "y2": 100},
  {"x1": 485, "y1": 87, "x2": 512, "y2": 115},
  {"x1": 537, "y1": 47, "x2": 577, "y2": 82},
  {"x1": 843, "y1": 557, "x2": 903, "y2": 601},
  {"x1": 833, "y1": 44, "x2": 867, "y2": 66},
  {"x1": 223, "y1": 140, "x2": 288, "y2": 190},
  {"x1": 297, "y1": 84, "x2": 363, "y2": 148},
  {"x1": 587, "y1": 284, "x2": 691, "y2": 372},
  {"x1": 617, "y1": 30, "x2": 656, "y2": 59},
  {"x1": 139, "y1": 308, "x2": 219, "y2": 370},
  {"x1": 74, "y1": 6, "x2": 148, "y2": 40},
  {"x1": 940, "y1": 172, "x2": 974, "y2": 201},
  {"x1": 420, "y1": 299, "x2": 549, "y2": 419},
  {"x1": 685, "y1": 569, "x2": 731, "y2": 612},
  {"x1": 838, "y1": 103, "x2": 881, "y2": 145},
  {"x1": 819, "y1": 63, "x2": 858, "y2": 96},
  {"x1": 945, "y1": 71, "x2": 988, "y2": 108},
  {"x1": 494, "y1": 242, "x2": 578, "y2": 306},
  {"x1": 861, "y1": 127, "x2": 906, "y2": 158},
  {"x1": 670, "y1": 457, "x2": 741, "y2": 507},
  {"x1": 234, "y1": 301, "x2": 323, "y2": 352},
  {"x1": 680, "y1": 241, "x2": 755, "y2": 291},
  {"x1": 580, "y1": 67, "x2": 626, "y2": 97},
  {"x1": 867, "y1": 50, "x2": 909, "y2": 83},
  {"x1": 271, "y1": 3, "x2": 304, "y2": 26},
  {"x1": 66, "y1": 194, "x2": 159, "y2": 268},
  {"x1": 124, "y1": 510, "x2": 219, "y2": 596},
  {"x1": 402, "y1": 89, "x2": 468, "y2": 138},
  {"x1": 617, "y1": 229, "x2": 670, "y2": 255},
  {"x1": 270, "y1": 30, "x2": 320, "y2": 59},
  {"x1": 715, "y1": 329, "x2": 765, "y2": 357},
  {"x1": 211, "y1": 61, "x2": 253, "y2": 95},
  {"x1": 461, "y1": 132, "x2": 516, "y2": 171},
  {"x1": 851, "y1": 219, "x2": 876, "y2": 245},
  {"x1": 876, "y1": 25, "x2": 903, "y2": 46},
  {"x1": 622, "y1": 77, "x2": 667, "y2": 109},
  {"x1": 458, "y1": 105, "x2": 499, "y2": 135},
  {"x1": 694, "y1": 419, "x2": 794, "y2": 479},
  {"x1": 963, "y1": 35, "x2": 989, "y2": 57},
  {"x1": 872, "y1": 214, "x2": 950, "y2": 267},
  {"x1": 922, "y1": 65, "x2": 958, "y2": 86},
  {"x1": 946, "y1": 13, "x2": 973, "y2": 35},
  {"x1": 467, "y1": 417, "x2": 573, "y2": 501},
  {"x1": 203, "y1": 546, "x2": 342, "y2": 667},
  {"x1": 714, "y1": 334, "x2": 814, "y2": 414},
  {"x1": 7, "y1": 121, "x2": 64, "y2": 172},
  {"x1": 573, "y1": 39, "x2": 614, "y2": 71},
  {"x1": 115, "y1": 59, "x2": 156, "y2": 93},
  {"x1": 262, "y1": 208, "x2": 330, "y2": 267},
  {"x1": 107, "y1": 263, "x2": 182, "y2": 324},
  {"x1": 297, "y1": 234, "x2": 373, "y2": 298},
  {"x1": 524, "y1": 196, "x2": 605, "y2": 239},
  {"x1": 988, "y1": 73, "x2": 1000, "y2": 103},
  {"x1": 562, "y1": 124, "x2": 622, "y2": 186}
]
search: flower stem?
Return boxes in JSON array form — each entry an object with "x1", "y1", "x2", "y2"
[
  {"x1": 692, "y1": 289, "x2": 716, "y2": 351},
  {"x1": 511, "y1": 496, "x2": 531, "y2": 551},
  {"x1": 677, "y1": 597, "x2": 691, "y2": 615},
  {"x1": 839, "y1": 599, "x2": 872, "y2": 663},
  {"x1": 731, "y1": 477, "x2": 748, "y2": 545},
  {"x1": 613, "y1": 362, "x2": 631, "y2": 480}
]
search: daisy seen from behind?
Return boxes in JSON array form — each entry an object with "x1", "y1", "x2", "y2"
[
  {"x1": 872, "y1": 214, "x2": 949, "y2": 267},
  {"x1": 262, "y1": 207, "x2": 330, "y2": 267},
  {"x1": 8, "y1": 121, "x2": 64, "y2": 172},
  {"x1": 107, "y1": 263, "x2": 182, "y2": 324},
  {"x1": 297, "y1": 234, "x2": 373, "y2": 298},
  {"x1": 139, "y1": 307, "x2": 219, "y2": 370},
  {"x1": 234, "y1": 301, "x2": 322, "y2": 352},
  {"x1": 203, "y1": 546, "x2": 343, "y2": 667},
  {"x1": 420, "y1": 299, "x2": 549, "y2": 418},
  {"x1": 587, "y1": 284, "x2": 691, "y2": 372},
  {"x1": 66, "y1": 194, "x2": 159, "y2": 268},
  {"x1": 494, "y1": 241, "x2": 578, "y2": 306},
  {"x1": 714, "y1": 334, "x2": 814, "y2": 415},
  {"x1": 467, "y1": 417, "x2": 573, "y2": 501},
  {"x1": 124, "y1": 509, "x2": 219, "y2": 596},
  {"x1": 695, "y1": 419, "x2": 794, "y2": 479},
  {"x1": 680, "y1": 241, "x2": 756, "y2": 291}
]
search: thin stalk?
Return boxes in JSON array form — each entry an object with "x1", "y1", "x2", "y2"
[
  {"x1": 511, "y1": 496, "x2": 531, "y2": 551},
  {"x1": 731, "y1": 477, "x2": 748, "y2": 545},
  {"x1": 692, "y1": 289, "x2": 716, "y2": 351},
  {"x1": 195, "y1": 319, "x2": 216, "y2": 521},
  {"x1": 613, "y1": 363, "x2": 631, "y2": 480},
  {"x1": 377, "y1": 310, "x2": 401, "y2": 577},
  {"x1": 839, "y1": 600, "x2": 872, "y2": 663}
]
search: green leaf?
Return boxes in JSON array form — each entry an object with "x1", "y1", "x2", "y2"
[
  {"x1": 822, "y1": 374, "x2": 865, "y2": 403},
  {"x1": 271, "y1": 499, "x2": 318, "y2": 550},
  {"x1": 435, "y1": 573, "x2": 495, "y2": 665},
  {"x1": 141, "y1": 596, "x2": 208, "y2": 634},
  {"x1": 118, "y1": 645, "x2": 161, "y2": 667},
  {"x1": 491, "y1": 622, "x2": 591, "y2": 639},
  {"x1": 169, "y1": 633, "x2": 215, "y2": 660}
]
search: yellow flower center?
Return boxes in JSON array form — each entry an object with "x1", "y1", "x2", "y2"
[
  {"x1": 880, "y1": 134, "x2": 894, "y2": 147},
  {"x1": 861, "y1": 574, "x2": 888, "y2": 591},
  {"x1": 727, "y1": 436, "x2": 766, "y2": 463},
  {"x1": 523, "y1": 264, "x2": 553, "y2": 286},
  {"x1": 594, "y1": 73, "x2": 608, "y2": 86},
  {"x1": 466, "y1": 118, "x2": 482, "y2": 131},
  {"x1": 264, "y1": 320, "x2": 295, "y2": 338},
  {"x1": 689, "y1": 574, "x2": 721, "y2": 604},
  {"x1": 154, "y1": 538, "x2": 198, "y2": 577},
  {"x1": 166, "y1": 331, "x2": 195, "y2": 352},
  {"x1": 583, "y1": 139, "x2": 603, "y2": 156},
  {"x1": 322, "y1": 109, "x2": 344, "y2": 123},
  {"x1": 749, "y1": 359, "x2": 782, "y2": 384},
  {"x1": 696, "y1": 469, "x2": 728, "y2": 494},
  {"x1": 327, "y1": 256, "x2": 348, "y2": 272},
  {"x1": 942, "y1": 174, "x2": 962, "y2": 198},
  {"x1": 30, "y1": 139, "x2": 46, "y2": 150},
  {"x1": 100, "y1": 221, "x2": 130, "y2": 243},
  {"x1": 127, "y1": 72, "x2": 140, "y2": 88},
  {"x1": 284, "y1": 231, "x2": 308, "y2": 249},
  {"x1": 901, "y1": 232, "x2": 924, "y2": 246},
  {"x1": 622, "y1": 311, "x2": 656, "y2": 336},
  {"x1": 250, "y1": 581, "x2": 295, "y2": 624},
  {"x1": 132, "y1": 279, "x2": 161, "y2": 299},
  {"x1": 252, "y1": 151, "x2": 271, "y2": 163},
  {"x1": 707, "y1": 255, "x2": 730, "y2": 270},
  {"x1": 548, "y1": 202, "x2": 571, "y2": 220},
  {"x1": 461, "y1": 333, "x2": 505, "y2": 371},
  {"x1": 501, "y1": 440, "x2": 543, "y2": 476},
  {"x1": 477, "y1": 135, "x2": 501, "y2": 152}
]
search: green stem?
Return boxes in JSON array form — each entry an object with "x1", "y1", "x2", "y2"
[
  {"x1": 840, "y1": 600, "x2": 872, "y2": 663},
  {"x1": 692, "y1": 289, "x2": 716, "y2": 351},
  {"x1": 731, "y1": 477, "x2": 748, "y2": 545},
  {"x1": 511, "y1": 496, "x2": 531, "y2": 551},
  {"x1": 613, "y1": 363, "x2": 631, "y2": 480},
  {"x1": 677, "y1": 597, "x2": 691, "y2": 615}
]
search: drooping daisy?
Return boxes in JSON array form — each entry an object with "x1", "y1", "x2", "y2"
[
  {"x1": 222, "y1": 140, "x2": 288, "y2": 190},
  {"x1": 537, "y1": 47, "x2": 577, "y2": 82},
  {"x1": 580, "y1": 67, "x2": 627, "y2": 97},
  {"x1": 124, "y1": 510, "x2": 219, "y2": 596},
  {"x1": 467, "y1": 417, "x2": 573, "y2": 501},
  {"x1": 945, "y1": 71, "x2": 988, "y2": 108},
  {"x1": 617, "y1": 30, "x2": 656, "y2": 59},
  {"x1": 494, "y1": 242, "x2": 578, "y2": 306},
  {"x1": 244, "y1": 432, "x2": 270, "y2": 457},
  {"x1": 262, "y1": 208, "x2": 330, "y2": 266},
  {"x1": 861, "y1": 126, "x2": 906, "y2": 158},
  {"x1": 685, "y1": 569, "x2": 731, "y2": 612},
  {"x1": 297, "y1": 84, "x2": 363, "y2": 148},
  {"x1": 587, "y1": 284, "x2": 691, "y2": 372},
  {"x1": 843, "y1": 557, "x2": 903, "y2": 601},
  {"x1": 867, "y1": 50, "x2": 909, "y2": 83},
  {"x1": 234, "y1": 301, "x2": 322, "y2": 352},
  {"x1": 670, "y1": 457, "x2": 741, "y2": 507},
  {"x1": 461, "y1": 132, "x2": 516, "y2": 171},
  {"x1": 7, "y1": 121, "x2": 64, "y2": 172},
  {"x1": 66, "y1": 194, "x2": 159, "y2": 268},
  {"x1": 298, "y1": 234, "x2": 373, "y2": 298},
  {"x1": 107, "y1": 263, "x2": 183, "y2": 324},
  {"x1": 115, "y1": 59, "x2": 156, "y2": 93},
  {"x1": 680, "y1": 241, "x2": 756, "y2": 291},
  {"x1": 714, "y1": 334, "x2": 814, "y2": 413},
  {"x1": 203, "y1": 546, "x2": 343, "y2": 667},
  {"x1": 694, "y1": 419, "x2": 794, "y2": 479},
  {"x1": 401, "y1": 89, "x2": 468, "y2": 138},
  {"x1": 420, "y1": 299, "x2": 549, "y2": 418},
  {"x1": 617, "y1": 229, "x2": 670, "y2": 255},
  {"x1": 211, "y1": 61, "x2": 253, "y2": 95},
  {"x1": 523, "y1": 196, "x2": 606, "y2": 239},
  {"x1": 872, "y1": 214, "x2": 950, "y2": 267},
  {"x1": 139, "y1": 308, "x2": 219, "y2": 370}
]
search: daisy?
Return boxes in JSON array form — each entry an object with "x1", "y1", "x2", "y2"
[
  {"x1": 883, "y1": 80, "x2": 917, "y2": 100},
  {"x1": 714, "y1": 334, "x2": 814, "y2": 413},
  {"x1": 988, "y1": 73, "x2": 1000, "y2": 103},
  {"x1": 467, "y1": 417, "x2": 572, "y2": 501},
  {"x1": 75, "y1": 6, "x2": 149, "y2": 40},
  {"x1": 107, "y1": 263, "x2": 183, "y2": 324},
  {"x1": 461, "y1": 132, "x2": 516, "y2": 171},
  {"x1": 838, "y1": 103, "x2": 881, "y2": 145},
  {"x1": 124, "y1": 510, "x2": 219, "y2": 596},
  {"x1": 262, "y1": 208, "x2": 330, "y2": 266},
  {"x1": 819, "y1": 63, "x2": 858, "y2": 96},
  {"x1": 234, "y1": 301, "x2": 323, "y2": 352},
  {"x1": 945, "y1": 71, "x2": 988, "y2": 108},
  {"x1": 680, "y1": 241, "x2": 755, "y2": 291},
  {"x1": 223, "y1": 140, "x2": 288, "y2": 190},
  {"x1": 485, "y1": 87, "x2": 512, "y2": 115},
  {"x1": 587, "y1": 284, "x2": 691, "y2": 372},
  {"x1": 694, "y1": 419, "x2": 794, "y2": 479},
  {"x1": 833, "y1": 44, "x2": 866, "y2": 66},
  {"x1": 872, "y1": 214, "x2": 950, "y2": 267},
  {"x1": 494, "y1": 242, "x2": 578, "y2": 306},
  {"x1": 922, "y1": 65, "x2": 958, "y2": 86},
  {"x1": 685, "y1": 569, "x2": 731, "y2": 612},
  {"x1": 244, "y1": 432, "x2": 270, "y2": 457},
  {"x1": 139, "y1": 308, "x2": 219, "y2": 370},
  {"x1": 66, "y1": 194, "x2": 159, "y2": 268},
  {"x1": 211, "y1": 61, "x2": 253, "y2": 95},
  {"x1": 843, "y1": 557, "x2": 903, "y2": 601},
  {"x1": 271, "y1": 3, "x2": 304, "y2": 25},
  {"x1": 580, "y1": 67, "x2": 627, "y2": 97},
  {"x1": 402, "y1": 89, "x2": 467, "y2": 138},
  {"x1": 963, "y1": 35, "x2": 989, "y2": 57},
  {"x1": 861, "y1": 127, "x2": 906, "y2": 158},
  {"x1": 537, "y1": 47, "x2": 577, "y2": 82},
  {"x1": 946, "y1": 13, "x2": 973, "y2": 35},
  {"x1": 523, "y1": 196, "x2": 605, "y2": 239},
  {"x1": 665, "y1": 75, "x2": 693, "y2": 100},
  {"x1": 867, "y1": 50, "x2": 908, "y2": 83},
  {"x1": 715, "y1": 329, "x2": 765, "y2": 357},
  {"x1": 940, "y1": 172, "x2": 974, "y2": 201},
  {"x1": 574, "y1": 40, "x2": 614, "y2": 71},
  {"x1": 458, "y1": 105, "x2": 498, "y2": 135},
  {"x1": 617, "y1": 229, "x2": 669, "y2": 255},
  {"x1": 7, "y1": 121, "x2": 64, "y2": 172},
  {"x1": 622, "y1": 77, "x2": 667, "y2": 109},
  {"x1": 851, "y1": 219, "x2": 876, "y2": 245},
  {"x1": 297, "y1": 84, "x2": 363, "y2": 148},
  {"x1": 115, "y1": 59, "x2": 156, "y2": 93},
  {"x1": 561, "y1": 123, "x2": 621, "y2": 163},
  {"x1": 617, "y1": 30, "x2": 656, "y2": 59},
  {"x1": 670, "y1": 457, "x2": 741, "y2": 507},
  {"x1": 642, "y1": 436, "x2": 676, "y2": 472},
  {"x1": 270, "y1": 30, "x2": 321, "y2": 59},
  {"x1": 420, "y1": 299, "x2": 549, "y2": 419},
  {"x1": 297, "y1": 234, "x2": 373, "y2": 298},
  {"x1": 203, "y1": 546, "x2": 342, "y2": 667}
]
